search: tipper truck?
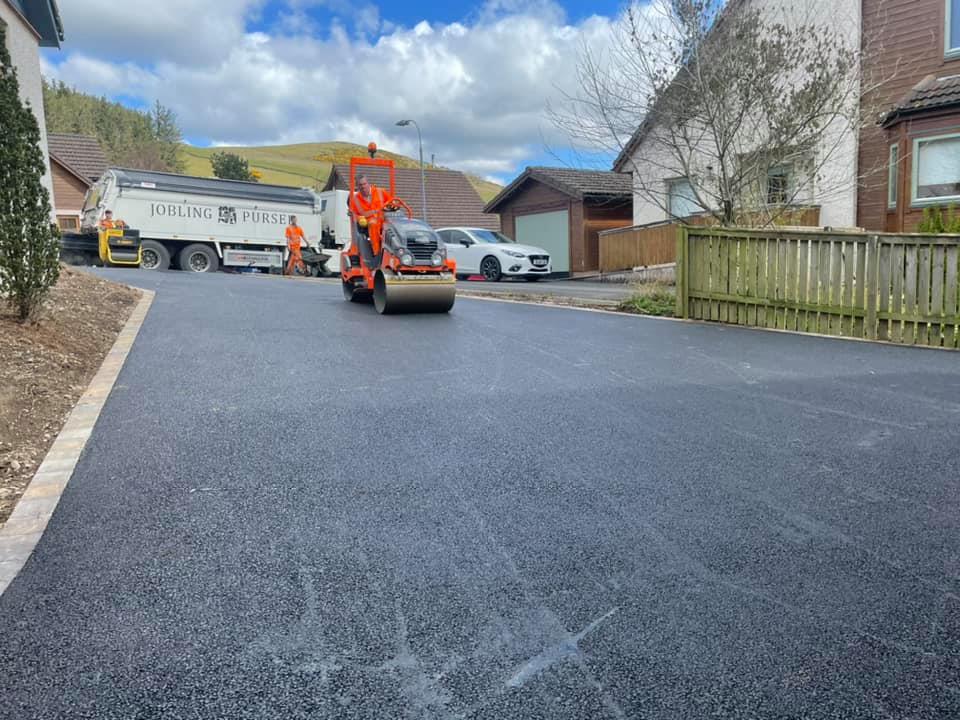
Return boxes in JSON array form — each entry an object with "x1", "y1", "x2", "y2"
[{"x1": 64, "y1": 168, "x2": 349, "y2": 275}]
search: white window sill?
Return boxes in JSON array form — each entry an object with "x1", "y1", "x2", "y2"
[{"x1": 911, "y1": 196, "x2": 960, "y2": 207}]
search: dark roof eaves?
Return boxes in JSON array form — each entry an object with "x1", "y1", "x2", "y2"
[
  {"x1": 483, "y1": 167, "x2": 536, "y2": 213},
  {"x1": 49, "y1": 152, "x2": 94, "y2": 187},
  {"x1": 881, "y1": 99, "x2": 960, "y2": 127}
]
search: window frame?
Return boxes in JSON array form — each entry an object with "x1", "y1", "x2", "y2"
[
  {"x1": 888, "y1": 143, "x2": 899, "y2": 210},
  {"x1": 911, "y1": 131, "x2": 960, "y2": 206},
  {"x1": 666, "y1": 177, "x2": 697, "y2": 218},
  {"x1": 947, "y1": 0, "x2": 960, "y2": 58},
  {"x1": 766, "y1": 164, "x2": 792, "y2": 206}
]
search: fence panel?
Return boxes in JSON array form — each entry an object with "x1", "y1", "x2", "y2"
[
  {"x1": 598, "y1": 222, "x2": 677, "y2": 272},
  {"x1": 680, "y1": 227, "x2": 960, "y2": 349},
  {"x1": 599, "y1": 206, "x2": 822, "y2": 273}
]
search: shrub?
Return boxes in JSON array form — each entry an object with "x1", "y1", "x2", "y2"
[{"x1": 0, "y1": 25, "x2": 60, "y2": 321}]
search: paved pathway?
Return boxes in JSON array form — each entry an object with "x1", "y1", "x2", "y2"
[{"x1": 1, "y1": 269, "x2": 958, "y2": 719}]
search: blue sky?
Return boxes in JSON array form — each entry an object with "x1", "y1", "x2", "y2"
[
  {"x1": 42, "y1": 0, "x2": 633, "y2": 182},
  {"x1": 251, "y1": 0, "x2": 624, "y2": 33}
]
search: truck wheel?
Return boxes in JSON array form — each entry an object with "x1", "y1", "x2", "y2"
[
  {"x1": 140, "y1": 240, "x2": 170, "y2": 271},
  {"x1": 178, "y1": 244, "x2": 219, "y2": 273}
]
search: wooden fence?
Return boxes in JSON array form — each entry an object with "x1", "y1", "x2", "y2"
[
  {"x1": 599, "y1": 221, "x2": 677, "y2": 272},
  {"x1": 676, "y1": 227, "x2": 960, "y2": 349},
  {"x1": 599, "y1": 206, "x2": 821, "y2": 273}
]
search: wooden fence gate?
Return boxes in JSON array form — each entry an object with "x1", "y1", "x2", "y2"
[{"x1": 676, "y1": 227, "x2": 960, "y2": 349}]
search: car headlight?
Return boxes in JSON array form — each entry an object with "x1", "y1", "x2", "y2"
[
  {"x1": 431, "y1": 252, "x2": 443, "y2": 266},
  {"x1": 400, "y1": 251, "x2": 414, "y2": 266},
  {"x1": 503, "y1": 250, "x2": 526, "y2": 258}
]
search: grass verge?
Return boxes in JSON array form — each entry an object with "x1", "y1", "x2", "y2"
[{"x1": 617, "y1": 282, "x2": 677, "y2": 317}]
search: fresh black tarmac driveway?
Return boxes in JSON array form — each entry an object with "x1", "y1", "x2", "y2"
[{"x1": 1, "y1": 269, "x2": 958, "y2": 719}]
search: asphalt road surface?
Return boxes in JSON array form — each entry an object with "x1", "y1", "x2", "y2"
[{"x1": 1, "y1": 269, "x2": 959, "y2": 719}]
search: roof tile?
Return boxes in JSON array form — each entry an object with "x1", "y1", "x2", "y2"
[
  {"x1": 884, "y1": 74, "x2": 960, "y2": 125},
  {"x1": 47, "y1": 134, "x2": 108, "y2": 182},
  {"x1": 325, "y1": 165, "x2": 499, "y2": 230},
  {"x1": 485, "y1": 167, "x2": 632, "y2": 213}
]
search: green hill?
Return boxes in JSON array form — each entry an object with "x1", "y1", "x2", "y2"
[{"x1": 179, "y1": 142, "x2": 503, "y2": 203}]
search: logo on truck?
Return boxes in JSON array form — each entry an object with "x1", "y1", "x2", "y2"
[
  {"x1": 149, "y1": 202, "x2": 291, "y2": 225},
  {"x1": 150, "y1": 203, "x2": 215, "y2": 220}
]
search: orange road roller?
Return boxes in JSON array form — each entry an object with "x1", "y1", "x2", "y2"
[{"x1": 340, "y1": 144, "x2": 456, "y2": 314}]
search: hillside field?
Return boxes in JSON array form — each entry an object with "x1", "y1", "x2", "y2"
[{"x1": 179, "y1": 142, "x2": 503, "y2": 203}]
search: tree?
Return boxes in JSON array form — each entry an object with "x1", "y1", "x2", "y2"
[
  {"x1": 211, "y1": 152, "x2": 257, "y2": 181},
  {"x1": 42, "y1": 81, "x2": 185, "y2": 173},
  {"x1": 551, "y1": 0, "x2": 883, "y2": 226},
  {"x1": 0, "y1": 25, "x2": 60, "y2": 321},
  {"x1": 150, "y1": 100, "x2": 185, "y2": 173}
]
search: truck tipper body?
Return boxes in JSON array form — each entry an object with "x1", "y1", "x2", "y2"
[{"x1": 73, "y1": 168, "x2": 343, "y2": 274}]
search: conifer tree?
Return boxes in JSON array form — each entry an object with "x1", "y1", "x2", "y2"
[{"x1": 0, "y1": 25, "x2": 60, "y2": 321}]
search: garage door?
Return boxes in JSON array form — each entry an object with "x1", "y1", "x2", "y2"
[{"x1": 515, "y1": 210, "x2": 569, "y2": 273}]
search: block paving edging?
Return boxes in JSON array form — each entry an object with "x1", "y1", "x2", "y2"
[{"x1": 0, "y1": 288, "x2": 155, "y2": 596}]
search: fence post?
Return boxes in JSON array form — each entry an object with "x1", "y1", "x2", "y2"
[
  {"x1": 676, "y1": 226, "x2": 689, "y2": 318},
  {"x1": 865, "y1": 234, "x2": 879, "y2": 340}
]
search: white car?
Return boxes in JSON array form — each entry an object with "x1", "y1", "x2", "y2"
[{"x1": 436, "y1": 227, "x2": 552, "y2": 281}]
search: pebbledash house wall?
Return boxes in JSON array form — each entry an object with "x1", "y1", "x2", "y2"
[
  {"x1": 1, "y1": 1, "x2": 54, "y2": 210},
  {"x1": 623, "y1": 0, "x2": 861, "y2": 229}
]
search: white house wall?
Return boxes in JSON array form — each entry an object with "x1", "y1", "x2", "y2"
[
  {"x1": 627, "y1": 0, "x2": 861, "y2": 228},
  {"x1": 1, "y1": 1, "x2": 55, "y2": 211}
]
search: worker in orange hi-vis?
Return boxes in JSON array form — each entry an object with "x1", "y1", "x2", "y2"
[
  {"x1": 285, "y1": 215, "x2": 308, "y2": 276},
  {"x1": 99, "y1": 210, "x2": 123, "y2": 230},
  {"x1": 349, "y1": 173, "x2": 395, "y2": 254}
]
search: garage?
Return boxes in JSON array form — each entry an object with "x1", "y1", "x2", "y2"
[
  {"x1": 515, "y1": 210, "x2": 570, "y2": 273},
  {"x1": 484, "y1": 167, "x2": 632, "y2": 276}
]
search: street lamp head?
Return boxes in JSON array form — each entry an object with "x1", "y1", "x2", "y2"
[{"x1": 396, "y1": 120, "x2": 411, "y2": 127}]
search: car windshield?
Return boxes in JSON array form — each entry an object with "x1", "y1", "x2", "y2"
[{"x1": 471, "y1": 230, "x2": 514, "y2": 244}]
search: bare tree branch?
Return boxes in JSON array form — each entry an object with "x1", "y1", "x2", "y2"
[{"x1": 549, "y1": 0, "x2": 900, "y2": 228}]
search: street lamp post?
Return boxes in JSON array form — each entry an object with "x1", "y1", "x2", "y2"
[{"x1": 395, "y1": 119, "x2": 426, "y2": 224}]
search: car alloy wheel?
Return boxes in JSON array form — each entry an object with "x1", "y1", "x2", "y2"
[{"x1": 480, "y1": 256, "x2": 502, "y2": 281}]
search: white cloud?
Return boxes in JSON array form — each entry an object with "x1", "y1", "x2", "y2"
[
  {"x1": 55, "y1": 0, "x2": 262, "y2": 66},
  {"x1": 46, "y1": 0, "x2": 623, "y2": 181}
]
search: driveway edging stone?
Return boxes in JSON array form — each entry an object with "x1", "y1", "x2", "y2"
[{"x1": 0, "y1": 288, "x2": 155, "y2": 596}]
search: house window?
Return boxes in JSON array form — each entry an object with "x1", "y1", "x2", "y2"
[
  {"x1": 57, "y1": 215, "x2": 79, "y2": 231},
  {"x1": 948, "y1": 0, "x2": 960, "y2": 56},
  {"x1": 912, "y1": 133, "x2": 960, "y2": 203},
  {"x1": 766, "y1": 166, "x2": 791, "y2": 205},
  {"x1": 667, "y1": 178, "x2": 699, "y2": 218},
  {"x1": 888, "y1": 144, "x2": 899, "y2": 209}
]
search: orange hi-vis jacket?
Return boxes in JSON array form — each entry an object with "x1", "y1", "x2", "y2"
[
  {"x1": 350, "y1": 185, "x2": 394, "y2": 252},
  {"x1": 285, "y1": 225, "x2": 305, "y2": 251}
]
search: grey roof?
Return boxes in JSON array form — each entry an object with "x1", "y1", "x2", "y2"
[
  {"x1": 6, "y1": 0, "x2": 63, "y2": 47},
  {"x1": 324, "y1": 164, "x2": 500, "y2": 230},
  {"x1": 883, "y1": 74, "x2": 960, "y2": 126},
  {"x1": 484, "y1": 167, "x2": 632, "y2": 213},
  {"x1": 109, "y1": 168, "x2": 319, "y2": 206},
  {"x1": 47, "y1": 134, "x2": 108, "y2": 183}
]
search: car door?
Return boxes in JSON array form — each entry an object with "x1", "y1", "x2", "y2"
[
  {"x1": 444, "y1": 229, "x2": 478, "y2": 274},
  {"x1": 438, "y1": 230, "x2": 463, "y2": 271}
]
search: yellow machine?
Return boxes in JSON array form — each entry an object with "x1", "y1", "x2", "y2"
[{"x1": 98, "y1": 227, "x2": 142, "y2": 267}]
